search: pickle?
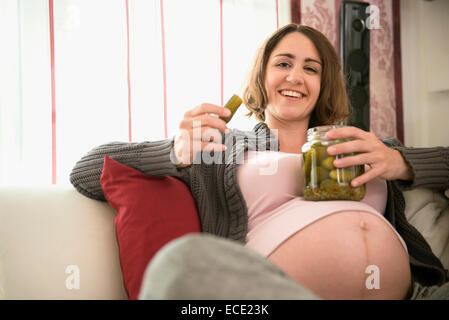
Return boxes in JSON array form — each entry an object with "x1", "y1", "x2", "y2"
[
  {"x1": 314, "y1": 145, "x2": 328, "y2": 164},
  {"x1": 322, "y1": 156, "x2": 335, "y2": 170},
  {"x1": 220, "y1": 94, "x2": 242, "y2": 123},
  {"x1": 303, "y1": 148, "x2": 313, "y2": 178},
  {"x1": 309, "y1": 149, "x2": 318, "y2": 187},
  {"x1": 305, "y1": 148, "x2": 317, "y2": 187},
  {"x1": 329, "y1": 167, "x2": 358, "y2": 182},
  {"x1": 316, "y1": 166, "x2": 329, "y2": 181}
]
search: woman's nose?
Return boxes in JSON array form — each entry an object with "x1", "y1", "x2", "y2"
[{"x1": 286, "y1": 68, "x2": 304, "y2": 84}]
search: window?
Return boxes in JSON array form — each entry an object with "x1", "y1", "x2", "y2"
[{"x1": 0, "y1": 0, "x2": 291, "y2": 185}]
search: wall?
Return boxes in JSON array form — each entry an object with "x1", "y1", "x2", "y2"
[
  {"x1": 299, "y1": 0, "x2": 398, "y2": 140},
  {"x1": 401, "y1": 0, "x2": 449, "y2": 147}
]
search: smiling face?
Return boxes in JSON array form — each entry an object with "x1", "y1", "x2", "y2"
[{"x1": 264, "y1": 32, "x2": 322, "y2": 127}]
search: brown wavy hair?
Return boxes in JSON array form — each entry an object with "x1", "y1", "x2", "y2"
[{"x1": 243, "y1": 23, "x2": 350, "y2": 127}]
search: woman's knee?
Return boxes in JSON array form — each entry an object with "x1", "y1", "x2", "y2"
[
  {"x1": 138, "y1": 233, "x2": 226, "y2": 299},
  {"x1": 154, "y1": 233, "x2": 231, "y2": 264}
]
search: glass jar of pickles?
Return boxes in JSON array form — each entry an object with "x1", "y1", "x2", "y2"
[{"x1": 301, "y1": 125, "x2": 366, "y2": 201}]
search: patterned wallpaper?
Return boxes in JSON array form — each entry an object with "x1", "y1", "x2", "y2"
[{"x1": 297, "y1": 0, "x2": 397, "y2": 139}]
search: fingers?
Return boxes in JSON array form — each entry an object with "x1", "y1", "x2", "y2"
[
  {"x1": 182, "y1": 104, "x2": 230, "y2": 134},
  {"x1": 191, "y1": 115, "x2": 229, "y2": 134},
  {"x1": 331, "y1": 152, "x2": 376, "y2": 186},
  {"x1": 197, "y1": 127, "x2": 224, "y2": 143},
  {"x1": 173, "y1": 124, "x2": 228, "y2": 166},
  {"x1": 326, "y1": 127, "x2": 379, "y2": 155},
  {"x1": 174, "y1": 139, "x2": 226, "y2": 167},
  {"x1": 188, "y1": 103, "x2": 231, "y2": 119},
  {"x1": 175, "y1": 102, "x2": 234, "y2": 166},
  {"x1": 350, "y1": 166, "x2": 381, "y2": 187},
  {"x1": 332, "y1": 152, "x2": 370, "y2": 168},
  {"x1": 324, "y1": 126, "x2": 388, "y2": 186},
  {"x1": 327, "y1": 139, "x2": 368, "y2": 156},
  {"x1": 177, "y1": 126, "x2": 226, "y2": 144},
  {"x1": 201, "y1": 141, "x2": 227, "y2": 152},
  {"x1": 326, "y1": 126, "x2": 369, "y2": 141}
]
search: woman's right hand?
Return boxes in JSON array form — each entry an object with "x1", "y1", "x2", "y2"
[
  {"x1": 326, "y1": 126, "x2": 414, "y2": 186},
  {"x1": 173, "y1": 103, "x2": 231, "y2": 167}
]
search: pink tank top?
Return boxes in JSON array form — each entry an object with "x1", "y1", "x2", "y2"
[{"x1": 237, "y1": 151, "x2": 408, "y2": 257}]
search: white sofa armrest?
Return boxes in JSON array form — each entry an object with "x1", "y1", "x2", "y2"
[{"x1": 0, "y1": 185, "x2": 127, "y2": 299}]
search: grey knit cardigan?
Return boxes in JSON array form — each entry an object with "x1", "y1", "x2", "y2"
[{"x1": 70, "y1": 122, "x2": 449, "y2": 286}]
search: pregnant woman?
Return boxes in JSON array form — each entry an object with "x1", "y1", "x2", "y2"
[{"x1": 70, "y1": 24, "x2": 448, "y2": 299}]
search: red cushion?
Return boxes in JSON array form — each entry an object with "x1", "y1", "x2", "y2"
[{"x1": 100, "y1": 155, "x2": 201, "y2": 300}]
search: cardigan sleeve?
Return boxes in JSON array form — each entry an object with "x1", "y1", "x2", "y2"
[
  {"x1": 393, "y1": 146, "x2": 449, "y2": 193},
  {"x1": 69, "y1": 137, "x2": 190, "y2": 201}
]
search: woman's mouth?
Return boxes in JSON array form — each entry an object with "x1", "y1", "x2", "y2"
[
  {"x1": 279, "y1": 90, "x2": 304, "y2": 99},
  {"x1": 279, "y1": 90, "x2": 303, "y2": 99}
]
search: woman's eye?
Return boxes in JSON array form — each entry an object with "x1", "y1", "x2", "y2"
[
  {"x1": 305, "y1": 67, "x2": 317, "y2": 73},
  {"x1": 276, "y1": 62, "x2": 291, "y2": 68}
]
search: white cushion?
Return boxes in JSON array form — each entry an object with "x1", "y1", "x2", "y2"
[
  {"x1": 404, "y1": 188, "x2": 449, "y2": 270},
  {"x1": 0, "y1": 186, "x2": 127, "y2": 299}
]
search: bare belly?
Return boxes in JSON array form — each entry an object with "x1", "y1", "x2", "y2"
[{"x1": 267, "y1": 211, "x2": 412, "y2": 300}]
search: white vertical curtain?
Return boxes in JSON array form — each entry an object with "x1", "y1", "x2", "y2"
[{"x1": 0, "y1": 0, "x2": 291, "y2": 186}]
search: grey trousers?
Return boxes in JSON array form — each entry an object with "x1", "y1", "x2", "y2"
[{"x1": 138, "y1": 234, "x2": 449, "y2": 300}]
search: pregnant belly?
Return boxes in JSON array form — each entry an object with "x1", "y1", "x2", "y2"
[{"x1": 267, "y1": 211, "x2": 412, "y2": 300}]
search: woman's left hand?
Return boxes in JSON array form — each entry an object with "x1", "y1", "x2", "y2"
[{"x1": 325, "y1": 126, "x2": 413, "y2": 187}]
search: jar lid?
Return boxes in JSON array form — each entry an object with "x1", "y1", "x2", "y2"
[
  {"x1": 306, "y1": 124, "x2": 346, "y2": 144},
  {"x1": 307, "y1": 124, "x2": 344, "y2": 135}
]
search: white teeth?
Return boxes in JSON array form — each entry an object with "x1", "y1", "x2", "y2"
[{"x1": 280, "y1": 90, "x2": 302, "y2": 98}]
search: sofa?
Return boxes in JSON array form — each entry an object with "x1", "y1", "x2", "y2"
[
  {"x1": 0, "y1": 185, "x2": 127, "y2": 299},
  {"x1": 0, "y1": 184, "x2": 448, "y2": 300}
]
